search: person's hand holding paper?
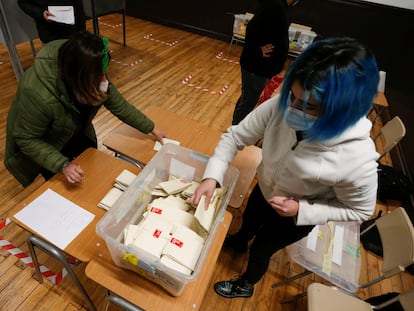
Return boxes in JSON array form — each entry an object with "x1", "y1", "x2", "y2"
[{"x1": 47, "y1": 6, "x2": 75, "y2": 25}]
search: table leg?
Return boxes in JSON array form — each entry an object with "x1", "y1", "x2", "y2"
[{"x1": 26, "y1": 234, "x2": 97, "y2": 311}]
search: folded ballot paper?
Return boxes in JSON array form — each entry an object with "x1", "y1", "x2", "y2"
[
  {"x1": 121, "y1": 174, "x2": 227, "y2": 276},
  {"x1": 162, "y1": 224, "x2": 205, "y2": 271},
  {"x1": 124, "y1": 215, "x2": 205, "y2": 273},
  {"x1": 153, "y1": 138, "x2": 180, "y2": 151},
  {"x1": 114, "y1": 169, "x2": 137, "y2": 190},
  {"x1": 160, "y1": 255, "x2": 193, "y2": 275},
  {"x1": 98, "y1": 169, "x2": 137, "y2": 210},
  {"x1": 158, "y1": 178, "x2": 192, "y2": 195},
  {"x1": 193, "y1": 189, "x2": 224, "y2": 237},
  {"x1": 147, "y1": 202, "x2": 195, "y2": 228},
  {"x1": 97, "y1": 187, "x2": 123, "y2": 211},
  {"x1": 131, "y1": 215, "x2": 173, "y2": 258},
  {"x1": 150, "y1": 195, "x2": 190, "y2": 212}
]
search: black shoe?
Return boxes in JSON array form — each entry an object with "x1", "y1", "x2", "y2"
[
  {"x1": 214, "y1": 277, "x2": 254, "y2": 298},
  {"x1": 223, "y1": 234, "x2": 248, "y2": 253}
]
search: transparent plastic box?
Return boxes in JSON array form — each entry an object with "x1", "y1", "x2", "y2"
[
  {"x1": 96, "y1": 144, "x2": 239, "y2": 296},
  {"x1": 288, "y1": 221, "x2": 361, "y2": 292}
]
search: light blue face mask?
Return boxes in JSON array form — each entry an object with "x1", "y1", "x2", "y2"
[{"x1": 284, "y1": 106, "x2": 318, "y2": 131}]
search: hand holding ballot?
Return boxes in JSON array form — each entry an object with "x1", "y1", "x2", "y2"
[
  {"x1": 190, "y1": 178, "x2": 218, "y2": 210},
  {"x1": 46, "y1": 6, "x2": 75, "y2": 25}
]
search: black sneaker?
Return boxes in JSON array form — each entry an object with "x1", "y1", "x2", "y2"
[
  {"x1": 223, "y1": 234, "x2": 248, "y2": 253},
  {"x1": 214, "y1": 277, "x2": 254, "y2": 298}
]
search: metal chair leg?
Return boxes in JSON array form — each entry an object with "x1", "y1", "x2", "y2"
[
  {"x1": 114, "y1": 152, "x2": 146, "y2": 169},
  {"x1": 279, "y1": 291, "x2": 307, "y2": 304},
  {"x1": 271, "y1": 269, "x2": 313, "y2": 288},
  {"x1": 29, "y1": 40, "x2": 36, "y2": 58},
  {"x1": 26, "y1": 234, "x2": 97, "y2": 311},
  {"x1": 26, "y1": 235, "x2": 43, "y2": 283},
  {"x1": 106, "y1": 289, "x2": 144, "y2": 311}
]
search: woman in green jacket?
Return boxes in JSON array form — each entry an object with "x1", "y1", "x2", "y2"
[{"x1": 5, "y1": 31, "x2": 165, "y2": 187}]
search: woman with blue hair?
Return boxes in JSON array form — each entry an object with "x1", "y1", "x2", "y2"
[{"x1": 191, "y1": 37, "x2": 380, "y2": 298}]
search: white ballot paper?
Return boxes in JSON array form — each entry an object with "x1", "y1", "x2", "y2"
[
  {"x1": 48, "y1": 6, "x2": 75, "y2": 25},
  {"x1": 153, "y1": 138, "x2": 180, "y2": 151},
  {"x1": 14, "y1": 188, "x2": 95, "y2": 249}
]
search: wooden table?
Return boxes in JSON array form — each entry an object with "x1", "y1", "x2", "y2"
[
  {"x1": 10, "y1": 148, "x2": 140, "y2": 262},
  {"x1": 85, "y1": 211, "x2": 232, "y2": 311},
  {"x1": 10, "y1": 148, "x2": 141, "y2": 311},
  {"x1": 103, "y1": 106, "x2": 262, "y2": 208}
]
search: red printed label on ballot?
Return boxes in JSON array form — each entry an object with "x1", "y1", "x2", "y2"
[
  {"x1": 170, "y1": 238, "x2": 183, "y2": 248},
  {"x1": 153, "y1": 229, "x2": 162, "y2": 238},
  {"x1": 150, "y1": 207, "x2": 162, "y2": 214}
]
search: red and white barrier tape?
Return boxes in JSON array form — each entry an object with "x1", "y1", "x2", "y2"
[
  {"x1": 106, "y1": 49, "x2": 143, "y2": 68},
  {"x1": 215, "y1": 51, "x2": 239, "y2": 64},
  {"x1": 182, "y1": 74, "x2": 229, "y2": 96},
  {"x1": 0, "y1": 217, "x2": 76, "y2": 285},
  {"x1": 144, "y1": 34, "x2": 178, "y2": 47},
  {"x1": 97, "y1": 17, "x2": 122, "y2": 28},
  {"x1": 110, "y1": 58, "x2": 143, "y2": 67}
]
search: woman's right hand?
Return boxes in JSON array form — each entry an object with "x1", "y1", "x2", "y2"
[
  {"x1": 43, "y1": 10, "x2": 54, "y2": 21},
  {"x1": 151, "y1": 128, "x2": 167, "y2": 144},
  {"x1": 190, "y1": 178, "x2": 217, "y2": 209}
]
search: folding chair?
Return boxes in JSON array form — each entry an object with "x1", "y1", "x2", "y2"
[
  {"x1": 227, "y1": 13, "x2": 253, "y2": 54},
  {"x1": 307, "y1": 283, "x2": 414, "y2": 311},
  {"x1": 273, "y1": 207, "x2": 414, "y2": 303},
  {"x1": 373, "y1": 116, "x2": 406, "y2": 160},
  {"x1": 82, "y1": 0, "x2": 126, "y2": 46}
]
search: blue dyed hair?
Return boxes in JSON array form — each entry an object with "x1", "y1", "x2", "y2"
[{"x1": 279, "y1": 37, "x2": 379, "y2": 141}]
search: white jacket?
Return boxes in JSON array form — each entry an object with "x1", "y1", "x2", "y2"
[{"x1": 203, "y1": 95, "x2": 379, "y2": 225}]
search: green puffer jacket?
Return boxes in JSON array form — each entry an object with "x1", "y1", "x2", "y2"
[{"x1": 5, "y1": 39, "x2": 154, "y2": 187}]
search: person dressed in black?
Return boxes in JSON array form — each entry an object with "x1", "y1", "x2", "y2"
[
  {"x1": 18, "y1": 0, "x2": 86, "y2": 43},
  {"x1": 231, "y1": 0, "x2": 291, "y2": 125}
]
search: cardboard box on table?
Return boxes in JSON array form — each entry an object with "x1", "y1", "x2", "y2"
[{"x1": 96, "y1": 144, "x2": 239, "y2": 296}]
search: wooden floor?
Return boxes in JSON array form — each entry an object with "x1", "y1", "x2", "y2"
[{"x1": 0, "y1": 15, "x2": 413, "y2": 311}]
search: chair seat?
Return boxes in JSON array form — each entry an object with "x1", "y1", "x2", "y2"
[{"x1": 308, "y1": 283, "x2": 372, "y2": 311}]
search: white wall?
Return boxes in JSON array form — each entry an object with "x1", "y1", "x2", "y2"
[{"x1": 362, "y1": 0, "x2": 414, "y2": 10}]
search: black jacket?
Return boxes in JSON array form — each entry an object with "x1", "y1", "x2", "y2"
[
  {"x1": 240, "y1": 0, "x2": 289, "y2": 78},
  {"x1": 18, "y1": 0, "x2": 86, "y2": 43}
]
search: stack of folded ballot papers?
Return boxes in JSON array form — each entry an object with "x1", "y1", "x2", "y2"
[
  {"x1": 98, "y1": 169, "x2": 137, "y2": 211},
  {"x1": 123, "y1": 175, "x2": 226, "y2": 275}
]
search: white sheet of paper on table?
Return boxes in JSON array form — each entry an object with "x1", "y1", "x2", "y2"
[{"x1": 13, "y1": 188, "x2": 95, "y2": 249}]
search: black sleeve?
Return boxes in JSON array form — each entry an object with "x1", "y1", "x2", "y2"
[{"x1": 18, "y1": 0, "x2": 45, "y2": 21}]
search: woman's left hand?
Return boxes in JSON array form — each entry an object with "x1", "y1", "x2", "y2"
[
  {"x1": 267, "y1": 196, "x2": 299, "y2": 217},
  {"x1": 260, "y1": 44, "x2": 274, "y2": 57},
  {"x1": 151, "y1": 128, "x2": 167, "y2": 143}
]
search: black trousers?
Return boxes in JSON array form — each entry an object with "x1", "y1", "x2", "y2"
[{"x1": 238, "y1": 184, "x2": 314, "y2": 284}]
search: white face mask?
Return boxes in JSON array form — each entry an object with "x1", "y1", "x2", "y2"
[
  {"x1": 99, "y1": 79, "x2": 109, "y2": 93},
  {"x1": 284, "y1": 106, "x2": 317, "y2": 131}
]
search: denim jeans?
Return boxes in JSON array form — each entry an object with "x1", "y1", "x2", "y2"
[{"x1": 232, "y1": 68, "x2": 269, "y2": 125}]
